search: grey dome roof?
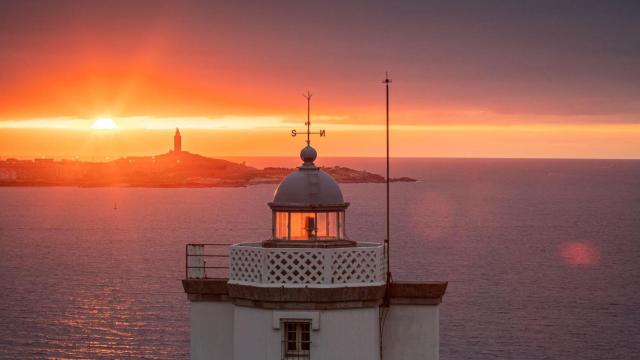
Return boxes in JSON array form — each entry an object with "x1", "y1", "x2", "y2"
[{"x1": 271, "y1": 146, "x2": 345, "y2": 207}]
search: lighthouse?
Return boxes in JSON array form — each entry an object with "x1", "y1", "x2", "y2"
[
  {"x1": 174, "y1": 128, "x2": 182, "y2": 153},
  {"x1": 182, "y1": 95, "x2": 447, "y2": 360}
]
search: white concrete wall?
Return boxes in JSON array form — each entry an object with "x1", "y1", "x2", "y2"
[
  {"x1": 191, "y1": 302, "x2": 234, "y2": 360},
  {"x1": 314, "y1": 308, "x2": 379, "y2": 360},
  {"x1": 191, "y1": 303, "x2": 439, "y2": 360},
  {"x1": 382, "y1": 305, "x2": 439, "y2": 360},
  {"x1": 233, "y1": 306, "x2": 380, "y2": 360},
  {"x1": 233, "y1": 306, "x2": 280, "y2": 360}
]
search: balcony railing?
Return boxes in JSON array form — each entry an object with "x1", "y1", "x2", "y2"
[
  {"x1": 186, "y1": 242, "x2": 386, "y2": 287},
  {"x1": 228, "y1": 242, "x2": 386, "y2": 287},
  {"x1": 185, "y1": 243, "x2": 229, "y2": 279}
]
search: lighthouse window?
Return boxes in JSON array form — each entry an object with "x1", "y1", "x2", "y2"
[
  {"x1": 338, "y1": 211, "x2": 345, "y2": 239},
  {"x1": 289, "y1": 212, "x2": 316, "y2": 240},
  {"x1": 315, "y1": 212, "x2": 338, "y2": 239},
  {"x1": 329, "y1": 212, "x2": 339, "y2": 238},
  {"x1": 316, "y1": 212, "x2": 328, "y2": 238},
  {"x1": 273, "y1": 210, "x2": 345, "y2": 241},
  {"x1": 275, "y1": 212, "x2": 289, "y2": 240},
  {"x1": 282, "y1": 321, "x2": 311, "y2": 359}
]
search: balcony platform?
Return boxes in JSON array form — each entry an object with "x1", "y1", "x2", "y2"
[
  {"x1": 184, "y1": 242, "x2": 447, "y2": 309},
  {"x1": 182, "y1": 278, "x2": 447, "y2": 309}
]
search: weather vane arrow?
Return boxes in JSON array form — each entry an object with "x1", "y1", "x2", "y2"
[{"x1": 291, "y1": 91, "x2": 326, "y2": 146}]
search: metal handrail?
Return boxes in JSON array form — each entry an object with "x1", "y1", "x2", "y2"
[
  {"x1": 185, "y1": 243, "x2": 230, "y2": 279},
  {"x1": 186, "y1": 243, "x2": 230, "y2": 246},
  {"x1": 186, "y1": 255, "x2": 228, "y2": 257}
]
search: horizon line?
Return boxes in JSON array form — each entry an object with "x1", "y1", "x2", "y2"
[{"x1": 2, "y1": 154, "x2": 639, "y2": 162}]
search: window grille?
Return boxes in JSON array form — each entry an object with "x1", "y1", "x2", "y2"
[{"x1": 282, "y1": 320, "x2": 311, "y2": 360}]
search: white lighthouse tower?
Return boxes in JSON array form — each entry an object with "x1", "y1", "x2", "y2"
[{"x1": 183, "y1": 94, "x2": 447, "y2": 360}]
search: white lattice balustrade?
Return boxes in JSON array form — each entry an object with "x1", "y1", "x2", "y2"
[{"x1": 228, "y1": 243, "x2": 386, "y2": 287}]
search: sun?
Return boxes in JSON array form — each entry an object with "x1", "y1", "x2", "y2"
[{"x1": 92, "y1": 117, "x2": 118, "y2": 129}]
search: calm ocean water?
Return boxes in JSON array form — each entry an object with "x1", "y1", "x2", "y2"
[{"x1": 1, "y1": 158, "x2": 639, "y2": 359}]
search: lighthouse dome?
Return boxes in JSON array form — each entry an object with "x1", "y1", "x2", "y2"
[
  {"x1": 272, "y1": 146, "x2": 344, "y2": 207},
  {"x1": 273, "y1": 167, "x2": 344, "y2": 206}
]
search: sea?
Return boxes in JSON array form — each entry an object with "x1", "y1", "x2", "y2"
[{"x1": 0, "y1": 158, "x2": 639, "y2": 359}]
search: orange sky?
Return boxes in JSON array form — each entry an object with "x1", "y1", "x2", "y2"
[{"x1": 1, "y1": 1, "x2": 639, "y2": 159}]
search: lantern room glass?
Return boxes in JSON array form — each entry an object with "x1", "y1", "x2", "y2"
[
  {"x1": 274, "y1": 212, "x2": 289, "y2": 240},
  {"x1": 273, "y1": 210, "x2": 345, "y2": 241}
]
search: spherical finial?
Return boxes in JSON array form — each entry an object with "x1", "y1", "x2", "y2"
[{"x1": 300, "y1": 145, "x2": 317, "y2": 165}]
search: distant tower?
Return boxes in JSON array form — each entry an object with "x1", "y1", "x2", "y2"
[{"x1": 174, "y1": 128, "x2": 182, "y2": 153}]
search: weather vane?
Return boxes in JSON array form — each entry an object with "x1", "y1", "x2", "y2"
[{"x1": 291, "y1": 91, "x2": 325, "y2": 146}]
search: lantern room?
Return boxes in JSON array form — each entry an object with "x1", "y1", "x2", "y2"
[{"x1": 267, "y1": 145, "x2": 350, "y2": 245}]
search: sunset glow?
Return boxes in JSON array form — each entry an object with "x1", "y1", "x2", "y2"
[
  {"x1": 92, "y1": 118, "x2": 119, "y2": 130},
  {"x1": 0, "y1": 2, "x2": 638, "y2": 159}
]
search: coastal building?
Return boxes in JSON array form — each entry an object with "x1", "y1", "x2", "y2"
[
  {"x1": 182, "y1": 143, "x2": 447, "y2": 359},
  {"x1": 174, "y1": 128, "x2": 182, "y2": 153}
]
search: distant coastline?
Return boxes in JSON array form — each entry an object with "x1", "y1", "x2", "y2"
[{"x1": 0, "y1": 151, "x2": 416, "y2": 188}]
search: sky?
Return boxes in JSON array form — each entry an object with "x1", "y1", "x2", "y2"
[{"x1": 0, "y1": 0, "x2": 639, "y2": 159}]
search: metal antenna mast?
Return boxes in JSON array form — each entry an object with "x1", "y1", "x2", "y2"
[
  {"x1": 379, "y1": 74, "x2": 393, "y2": 358},
  {"x1": 383, "y1": 72, "x2": 392, "y2": 288}
]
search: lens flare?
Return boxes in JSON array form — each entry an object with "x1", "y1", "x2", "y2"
[{"x1": 560, "y1": 241, "x2": 599, "y2": 266}]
